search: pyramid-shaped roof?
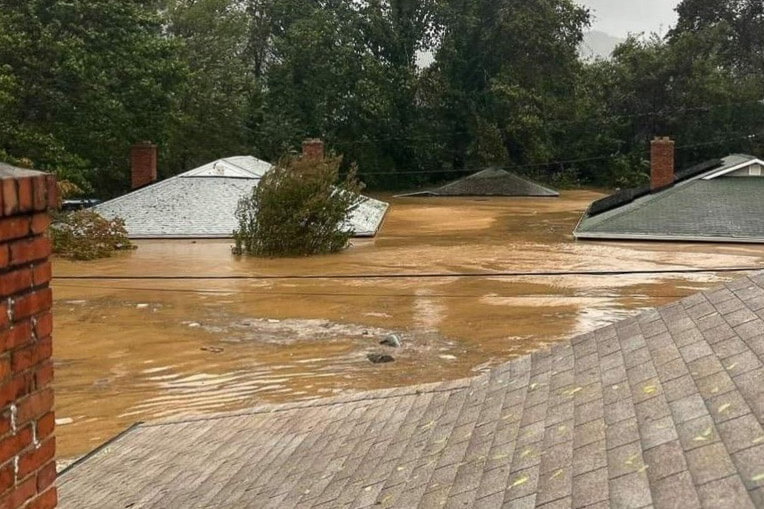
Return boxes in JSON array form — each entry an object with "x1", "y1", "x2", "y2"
[
  {"x1": 397, "y1": 168, "x2": 559, "y2": 197},
  {"x1": 94, "y1": 156, "x2": 389, "y2": 238}
]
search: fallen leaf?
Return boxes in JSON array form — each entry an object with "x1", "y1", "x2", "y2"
[
  {"x1": 726, "y1": 362, "x2": 737, "y2": 370},
  {"x1": 396, "y1": 466, "x2": 404, "y2": 472},
  {"x1": 753, "y1": 436, "x2": 764, "y2": 445},
  {"x1": 642, "y1": 384, "x2": 657, "y2": 394},
  {"x1": 625, "y1": 453, "x2": 640, "y2": 466},
  {"x1": 752, "y1": 473, "x2": 764, "y2": 482},
  {"x1": 549, "y1": 469, "x2": 564, "y2": 481},
  {"x1": 364, "y1": 486, "x2": 372, "y2": 492},
  {"x1": 565, "y1": 386, "x2": 583, "y2": 396},
  {"x1": 520, "y1": 448, "x2": 533, "y2": 458},
  {"x1": 492, "y1": 454, "x2": 508, "y2": 460},
  {"x1": 502, "y1": 413, "x2": 513, "y2": 420},
  {"x1": 530, "y1": 383, "x2": 538, "y2": 390},
  {"x1": 718, "y1": 403, "x2": 731, "y2": 414},
  {"x1": 511, "y1": 475, "x2": 529, "y2": 487},
  {"x1": 612, "y1": 385, "x2": 619, "y2": 390},
  {"x1": 558, "y1": 425, "x2": 567, "y2": 433},
  {"x1": 637, "y1": 465, "x2": 649, "y2": 473}
]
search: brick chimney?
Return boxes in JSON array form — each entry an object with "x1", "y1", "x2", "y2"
[
  {"x1": 302, "y1": 139, "x2": 324, "y2": 160},
  {"x1": 650, "y1": 137, "x2": 675, "y2": 192},
  {"x1": 130, "y1": 142, "x2": 157, "y2": 189},
  {"x1": 0, "y1": 166, "x2": 58, "y2": 509}
]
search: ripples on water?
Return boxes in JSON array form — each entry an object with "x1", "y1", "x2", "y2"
[{"x1": 52, "y1": 193, "x2": 764, "y2": 458}]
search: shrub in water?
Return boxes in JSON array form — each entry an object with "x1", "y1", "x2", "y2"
[
  {"x1": 233, "y1": 154, "x2": 363, "y2": 256},
  {"x1": 52, "y1": 210, "x2": 134, "y2": 260}
]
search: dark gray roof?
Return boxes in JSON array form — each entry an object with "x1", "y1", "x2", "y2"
[
  {"x1": 94, "y1": 156, "x2": 389, "y2": 238},
  {"x1": 398, "y1": 169, "x2": 559, "y2": 197},
  {"x1": 576, "y1": 155, "x2": 764, "y2": 242},
  {"x1": 58, "y1": 271, "x2": 764, "y2": 508}
]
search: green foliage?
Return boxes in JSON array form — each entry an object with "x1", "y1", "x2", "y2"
[
  {"x1": 233, "y1": 155, "x2": 363, "y2": 257},
  {"x1": 51, "y1": 210, "x2": 135, "y2": 261},
  {"x1": 1, "y1": 0, "x2": 763, "y2": 194},
  {"x1": 0, "y1": 0, "x2": 185, "y2": 196}
]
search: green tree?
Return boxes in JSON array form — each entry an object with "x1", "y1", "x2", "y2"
[
  {"x1": 233, "y1": 153, "x2": 363, "y2": 256},
  {"x1": 0, "y1": 0, "x2": 185, "y2": 195}
]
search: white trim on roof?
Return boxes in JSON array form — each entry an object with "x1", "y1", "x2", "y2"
[
  {"x1": 573, "y1": 231, "x2": 764, "y2": 244},
  {"x1": 702, "y1": 158, "x2": 764, "y2": 180}
]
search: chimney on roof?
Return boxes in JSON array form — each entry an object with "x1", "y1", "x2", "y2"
[
  {"x1": 302, "y1": 138, "x2": 324, "y2": 160},
  {"x1": 650, "y1": 137, "x2": 675, "y2": 192},
  {"x1": 130, "y1": 141, "x2": 157, "y2": 189}
]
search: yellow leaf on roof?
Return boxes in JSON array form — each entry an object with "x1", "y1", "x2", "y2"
[
  {"x1": 726, "y1": 362, "x2": 737, "y2": 370},
  {"x1": 642, "y1": 384, "x2": 657, "y2": 394},
  {"x1": 530, "y1": 383, "x2": 538, "y2": 390},
  {"x1": 549, "y1": 469, "x2": 564, "y2": 481},
  {"x1": 566, "y1": 386, "x2": 583, "y2": 396},
  {"x1": 753, "y1": 436, "x2": 764, "y2": 445},
  {"x1": 752, "y1": 473, "x2": 764, "y2": 482},
  {"x1": 520, "y1": 448, "x2": 533, "y2": 458},
  {"x1": 637, "y1": 465, "x2": 649, "y2": 473},
  {"x1": 701, "y1": 427, "x2": 713, "y2": 437},
  {"x1": 511, "y1": 475, "x2": 529, "y2": 487},
  {"x1": 718, "y1": 403, "x2": 731, "y2": 414}
]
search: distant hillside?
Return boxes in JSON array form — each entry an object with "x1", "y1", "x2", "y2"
[{"x1": 579, "y1": 30, "x2": 625, "y2": 60}]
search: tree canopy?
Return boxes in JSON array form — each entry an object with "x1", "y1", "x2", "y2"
[{"x1": 1, "y1": 0, "x2": 762, "y2": 195}]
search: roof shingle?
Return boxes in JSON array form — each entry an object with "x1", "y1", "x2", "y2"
[{"x1": 58, "y1": 271, "x2": 764, "y2": 508}]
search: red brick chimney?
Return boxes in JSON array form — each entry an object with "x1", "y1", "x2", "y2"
[
  {"x1": 650, "y1": 137, "x2": 675, "y2": 192},
  {"x1": 302, "y1": 139, "x2": 324, "y2": 160},
  {"x1": 0, "y1": 166, "x2": 58, "y2": 509},
  {"x1": 130, "y1": 142, "x2": 157, "y2": 189}
]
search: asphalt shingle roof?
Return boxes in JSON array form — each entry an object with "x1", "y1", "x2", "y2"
[
  {"x1": 58, "y1": 271, "x2": 764, "y2": 508},
  {"x1": 94, "y1": 156, "x2": 389, "y2": 238},
  {"x1": 398, "y1": 169, "x2": 559, "y2": 197},
  {"x1": 575, "y1": 155, "x2": 764, "y2": 242}
]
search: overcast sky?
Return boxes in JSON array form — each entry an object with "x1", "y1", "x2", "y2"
[{"x1": 580, "y1": 0, "x2": 679, "y2": 37}]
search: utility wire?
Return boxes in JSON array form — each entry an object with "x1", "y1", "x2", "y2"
[
  {"x1": 51, "y1": 282, "x2": 701, "y2": 300},
  {"x1": 338, "y1": 130, "x2": 764, "y2": 177},
  {"x1": 52, "y1": 266, "x2": 762, "y2": 281}
]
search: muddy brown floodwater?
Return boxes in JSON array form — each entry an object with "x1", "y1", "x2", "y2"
[{"x1": 52, "y1": 191, "x2": 764, "y2": 460}]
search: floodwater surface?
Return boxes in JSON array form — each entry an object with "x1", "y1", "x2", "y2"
[{"x1": 52, "y1": 192, "x2": 764, "y2": 459}]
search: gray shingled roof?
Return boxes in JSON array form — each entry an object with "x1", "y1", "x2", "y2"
[
  {"x1": 94, "y1": 156, "x2": 389, "y2": 238},
  {"x1": 58, "y1": 271, "x2": 764, "y2": 508},
  {"x1": 398, "y1": 169, "x2": 559, "y2": 197},
  {"x1": 575, "y1": 155, "x2": 764, "y2": 243}
]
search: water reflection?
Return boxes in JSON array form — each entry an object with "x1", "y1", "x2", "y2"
[{"x1": 52, "y1": 192, "x2": 764, "y2": 458}]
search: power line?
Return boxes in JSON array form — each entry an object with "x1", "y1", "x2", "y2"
[
  {"x1": 338, "y1": 130, "x2": 764, "y2": 177},
  {"x1": 52, "y1": 283, "x2": 695, "y2": 299},
  {"x1": 52, "y1": 266, "x2": 761, "y2": 282}
]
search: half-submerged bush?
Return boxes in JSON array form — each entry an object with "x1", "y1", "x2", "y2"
[
  {"x1": 233, "y1": 154, "x2": 363, "y2": 257},
  {"x1": 52, "y1": 210, "x2": 134, "y2": 260}
]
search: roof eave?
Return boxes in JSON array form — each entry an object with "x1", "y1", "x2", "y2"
[{"x1": 573, "y1": 231, "x2": 764, "y2": 244}]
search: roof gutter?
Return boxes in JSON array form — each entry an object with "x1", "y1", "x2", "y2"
[{"x1": 573, "y1": 231, "x2": 764, "y2": 244}]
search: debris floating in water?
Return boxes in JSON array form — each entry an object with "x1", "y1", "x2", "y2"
[
  {"x1": 367, "y1": 353, "x2": 395, "y2": 364},
  {"x1": 380, "y1": 334, "x2": 402, "y2": 348}
]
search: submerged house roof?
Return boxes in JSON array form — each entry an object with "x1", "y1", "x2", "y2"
[
  {"x1": 94, "y1": 156, "x2": 389, "y2": 238},
  {"x1": 575, "y1": 154, "x2": 764, "y2": 243},
  {"x1": 59, "y1": 271, "x2": 764, "y2": 508},
  {"x1": 397, "y1": 168, "x2": 559, "y2": 197}
]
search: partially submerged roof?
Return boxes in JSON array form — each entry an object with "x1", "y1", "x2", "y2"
[
  {"x1": 575, "y1": 154, "x2": 764, "y2": 243},
  {"x1": 59, "y1": 272, "x2": 764, "y2": 508},
  {"x1": 94, "y1": 156, "x2": 389, "y2": 238},
  {"x1": 397, "y1": 168, "x2": 559, "y2": 197}
]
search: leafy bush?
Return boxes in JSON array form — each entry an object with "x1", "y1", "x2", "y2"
[
  {"x1": 52, "y1": 210, "x2": 135, "y2": 260},
  {"x1": 233, "y1": 154, "x2": 363, "y2": 257}
]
